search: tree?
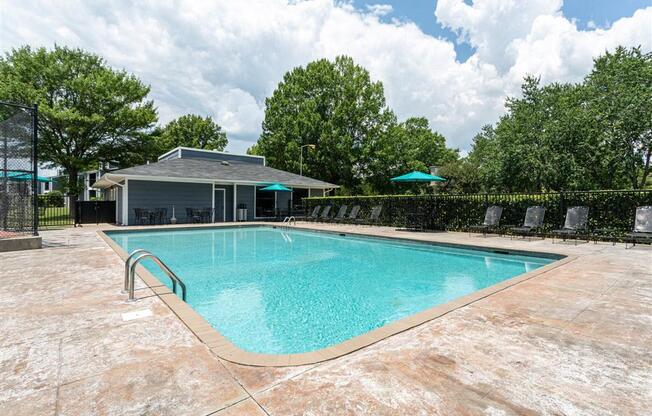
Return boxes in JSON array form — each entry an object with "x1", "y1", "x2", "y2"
[
  {"x1": 0, "y1": 45, "x2": 157, "y2": 211},
  {"x1": 585, "y1": 46, "x2": 652, "y2": 189},
  {"x1": 254, "y1": 56, "x2": 393, "y2": 191},
  {"x1": 464, "y1": 46, "x2": 652, "y2": 193},
  {"x1": 160, "y1": 114, "x2": 227, "y2": 152},
  {"x1": 363, "y1": 117, "x2": 458, "y2": 194}
]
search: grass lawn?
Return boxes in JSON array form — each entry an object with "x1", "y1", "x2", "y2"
[{"x1": 39, "y1": 206, "x2": 73, "y2": 227}]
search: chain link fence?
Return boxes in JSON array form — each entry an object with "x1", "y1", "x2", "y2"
[{"x1": 0, "y1": 101, "x2": 38, "y2": 238}]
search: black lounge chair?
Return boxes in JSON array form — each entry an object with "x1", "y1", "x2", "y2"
[
  {"x1": 356, "y1": 205, "x2": 382, "y2": 225},
  {"x1": 306, "y1": 205, "x2": 321, "y2": 221},
  {"x1": 335, "y1": 205, "x2": 360, "y2": 223},
  {"x1": 327, "y1": 205, "x2": 347, "y2": 223},
  {"x1": 625, "y1": 206, "x2": 652, "y2": 248},
  {"x1": 510, "y1": 206, "x2": 546, "y2": 239},
  {"x1": 552, "y1": 206, "x2": 589, "y2": 244},
  {"x1": 317, "y1": 205, "x2": 332, "y2": 222},
  {"x1": 469, "y1": 205, "x2": 503, "y2": 236}
]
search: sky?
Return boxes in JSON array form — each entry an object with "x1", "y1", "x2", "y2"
[{"x1": 2, "y1": 0, "x2": 651, "y2": 155}]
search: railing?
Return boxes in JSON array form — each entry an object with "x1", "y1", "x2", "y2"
[
  {"x1": 304, "y1": 189, "x2": 652, "y2": 240},
  {"x1": 124, "y1": 249, "x2": 186, "y2": 302}
]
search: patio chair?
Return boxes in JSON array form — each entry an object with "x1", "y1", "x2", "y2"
[
  {"x1": 625, "y1": 206, "x2": 652, "y2": 248},
  {"x1": 306, "y1": 205, "x2": 321, "y2": 221},
  {"x1": 185, "y1": 207, "x2": 201, "y2": 223},
  {"x1": 200, "y1": 208, "x2": 213, "y2": 223},
  {"x1": 335, "y1": 205, "x2": 360, "y2": 223},
  {"x1": 469, "y1": 205, "x2": 503, "y2": 236},
  {"x1": 356, "y1": 205, "x2": 382, "y2": 225},
  {"x1": 510, "y1": 206, "x2": 546, "y2": 239},
  {"x1": 327, "y1": 205, "x2": 348, "y2": 223},
  {"x1": 317, "y1": 205, "x2": 332, "y2": 221},
  {"x1": 552, "y1": 206, "x2": 589, "y2": 244},
  {"x1": 154, "y1": 207, "x2": 167, "y2": 225},
  {"x1": 134, "y1": 208, "x2": 150, "y2": 225}
]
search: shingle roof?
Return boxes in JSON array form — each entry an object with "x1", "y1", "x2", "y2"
[{"x1": 95, "y1": 157, "x2": 337, "y2": 188}]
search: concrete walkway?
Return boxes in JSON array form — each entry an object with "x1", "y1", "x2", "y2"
[{"x1": 0, "y1": 223, "x2": 650, "y2": 415}]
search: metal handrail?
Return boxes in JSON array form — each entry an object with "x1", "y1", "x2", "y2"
[
  {"x1": 124, "y1": 249, "x2": 149, "y2": 292},
  {"x1": 282, "y1": 216, "x2": 296, "y2": 226},
  {"x1": 125, "y1": 251, "x2": 187, "y2": 302}
]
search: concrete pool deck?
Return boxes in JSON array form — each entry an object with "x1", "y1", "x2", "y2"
[{"x1": 1, "y1": 222, "x2": 650, "y2": 415}]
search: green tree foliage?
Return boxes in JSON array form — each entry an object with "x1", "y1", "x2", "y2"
[
  {"x1": 459, "y1": 46, "x2": 652, "y2": 192},
  {"x1": 0, "y1": 45, "x2": 157, "y2": 203},
  {"x1": 585, "y1": 46, "x2": 652, "y2": 189},
  {"x1": 160, "y1": 114, "x2": 228, "y2": 152},
  {"x1": 364, "y1": 117, "x2": 458, "y2": 194},
  {"x1": 252, "y1": 56, "x2": 456, "y2": 193}
]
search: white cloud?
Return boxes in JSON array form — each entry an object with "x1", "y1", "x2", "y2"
[
  {"x1": 366, "y1": 4, "x2": 393, "y2": 17},
  {"x1": 2, "y1": 0, "x2": 651, "y2": 154}
]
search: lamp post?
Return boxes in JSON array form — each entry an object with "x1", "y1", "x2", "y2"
[{"x1": 299, "y1": 144, "x2": 316, "y2": 176}]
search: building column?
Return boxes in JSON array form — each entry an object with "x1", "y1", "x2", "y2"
[{"x1": 233, "y1": 184, "x2": 237, "y2": 222}]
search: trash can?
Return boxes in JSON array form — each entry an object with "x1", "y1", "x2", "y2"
[{"x1": 237, "y1": 204, "x2": 247, "y2": 221}]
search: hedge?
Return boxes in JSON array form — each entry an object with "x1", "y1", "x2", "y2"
[{"x1": 304, "y1": 190, "x2": 652, "y2": 238}]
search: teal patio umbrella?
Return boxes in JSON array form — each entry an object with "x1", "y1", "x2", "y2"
[
  {"x1": 259, "y1": 183, "x2": 292, "y2": 192},
  {"x1": 0, "y1": 171, "x2": 52, "y2": 182},
  {"x1": 390, "y1": 171, "x2": 446, "y2": 183}
]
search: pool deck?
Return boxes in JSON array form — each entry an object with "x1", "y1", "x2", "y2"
[{"x1": 1, "y1": 222, "x2": 650, "y2": 415}]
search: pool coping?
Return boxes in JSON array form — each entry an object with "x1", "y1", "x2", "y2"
[{"x1": 97, "y1": 223, "x2": 574, "y2": 367}]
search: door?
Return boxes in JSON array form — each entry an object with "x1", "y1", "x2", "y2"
[{"x1": 214, "y1": 189, "x2": 226, "y2": 222}]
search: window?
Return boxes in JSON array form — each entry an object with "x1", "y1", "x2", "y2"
[{"x1": 255, "y1": 187, "x2": 275, "y2": 218}]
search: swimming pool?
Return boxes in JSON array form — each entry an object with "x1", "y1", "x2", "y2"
[{"x1": 107, "y1": 226, "x2": 557, "y2": 355}]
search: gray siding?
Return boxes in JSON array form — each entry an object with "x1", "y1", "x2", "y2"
[
  {"x1": 180, "y1": 149, "x2": 265, "y2": 165},
  {"x1": 158, "y1": 149, "x2": 180, "y2": 161},
  {"x1": 127, "y1": 180, "x2": 212, "y2": 224},
  {"x1": 309, "y1": 189, "x2": 325, "y2": 197},
  {"x1": 235, "y1": 185, "x2": 255, "y2": 220}
]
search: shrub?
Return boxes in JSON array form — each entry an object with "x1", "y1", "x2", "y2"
[{"x1": 39, "y1": 190, "x2": 65, "y2": 207}]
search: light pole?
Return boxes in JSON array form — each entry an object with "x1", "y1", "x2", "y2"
[{"x1": 299, "y1": 144, "x2": 315, "y2": 176}]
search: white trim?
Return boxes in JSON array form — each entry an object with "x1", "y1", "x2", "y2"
[
  {"x1": 213, "y1": 187, "x2": 226, "y2": 222},
  {"x1": 233, "y1": 184, "x2": 237, "y2": 222},
  {"x1": 157, "y1": 146, "x2": 266, "y2": 164},
  {"x1": 96, "y1": 173, "x2": 336, "y2": 190},
  {"x1": 123, "y1": 179, "x2": 129, "y2": 226},
  {"x1": 211, "y1": 184, "x2": 215, "y2": 222}
]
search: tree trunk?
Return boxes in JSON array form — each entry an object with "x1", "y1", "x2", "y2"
[
  {"x1": 640, "y1": 148, "x2": 651, "y2": 189},
  {"x1": 67, "y1": 169, "x2": 79, "y2": 224}
]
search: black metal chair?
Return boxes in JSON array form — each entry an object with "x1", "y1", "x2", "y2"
[
  {"x1": 625, "y1": 206, "x2": 652, "y2": 248},
  {"x1": 552, "y1": 206, "x2": 589, "y2": 244},
  {"x1": 154, "y1": 207, "x2": 168, "y2": 225},
  {"x1": 469, "y1": 205, "x2": 503, "y2": 236},
  {"x1": 200, "y1": 208, "x2": 213, "y2": 223},
  {"x1": 510, "y1": 206, "x2": 546, "y2": 239},
  {"x1": 134, "y1": 208, "x2": 150, "y2": 225},
  {"x1": 185, "y1": 207, "x2": 201, "y2": 223}
]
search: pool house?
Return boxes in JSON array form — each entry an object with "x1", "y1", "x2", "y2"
[{"x1": 92, "y1": 147, "x2": 337, "y2": 225}]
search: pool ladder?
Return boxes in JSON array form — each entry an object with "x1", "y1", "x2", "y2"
[
  {"x1": 281, "y1": 216, "x2": 296, "y2": 228},
  {"x1": 123, "y1": 249, "x2": 187, "y2": 302}
]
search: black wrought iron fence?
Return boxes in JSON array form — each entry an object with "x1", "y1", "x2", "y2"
[
  {"x1": 305, "y1": 189, "x2": 652, "y2": 240},
  {"x1": 0, "y1": 101, "x2": 38, "y2": 238},
  {"x1": 39, "y1": 194, "x2": 74, "y2": 228}
]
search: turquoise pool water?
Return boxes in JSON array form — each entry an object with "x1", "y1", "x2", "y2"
[{"x1": 108, "y1": 226, "x2": 555, "y2": 354}]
